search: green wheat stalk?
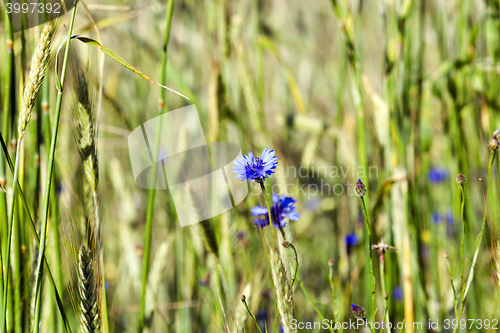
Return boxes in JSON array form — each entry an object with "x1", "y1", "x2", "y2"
[
  {"x1": 454, "y1": 149, "x2": 496, "y2": 332},
  {"x1": 138, "y1": 1, "x2": 175, "y2": 332},
  {"x1": 31, "y1": 4, "x2": 78, "y2": 333},
  {"x1": 2, "y1": 19, "x2": 57, "y2": 332}
]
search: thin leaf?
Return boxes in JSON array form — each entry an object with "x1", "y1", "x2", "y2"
[{"x1": 55, "y1": 35, "x2": 189, "y2": 100}]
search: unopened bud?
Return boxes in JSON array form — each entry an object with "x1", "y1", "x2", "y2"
[
  {"x1": 456, "y1": 174, "x2": 466, "y2": 185},
  {"x1": 241, "y1": 295, "x2": 246, "y2": 301},
  {"x1": 328, "y1": 259, "x2": 334, "y2": 267},
  {"x1": 355, "y1": 179, "x2": 366, "y2": 198},
  {"x1": 384, "y1": 293, "x2": 389, "y2": 300},
  {"x1": 282, "y1": 241, "x2": 290, "y2": 248},
  {"x1": 489, "y1": 137, "x2": 499, "y2": 151}
]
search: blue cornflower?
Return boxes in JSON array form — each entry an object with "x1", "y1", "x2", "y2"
[
  {"x1": 232, "y1": 147, "x2": 279, "y2": 182},
  {"x1": 431, "y1": 212, "x2": 442, "y2": 225},
  {"x1": 345, "y1": 233, "x2": 359, "y2": 247},
  {"x1": 256, "y1": 309, "x2": 267, "y2": 321},
  {"x1": 392, "y1": 286, "x2": 403, "y2": 301},
  {"x1": 428, "y1": 167, "x2": 449, "y2": 184},
  {"x1": 251, "y1": 194, "x2": 300, "y2": 228},
  {"x1": 345, "y1": 233, "x2": 359, "y2": 254}
]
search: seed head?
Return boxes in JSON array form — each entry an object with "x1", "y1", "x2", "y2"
[
  {"x1": 355, "y1": 179, "x2": 366, "y2": 198},
  {"x1": 371, "y1": 238, "x2": 397, "y2": 255},
  {"x1": 489, "y1": 137, "x2": 499, "y2": 151},
  {"x1": 18, "y1": 22, "x2": 56, "y2": 141},
  {"x1": 456, "y1": 174, "x2": 466, "y2": 185}
]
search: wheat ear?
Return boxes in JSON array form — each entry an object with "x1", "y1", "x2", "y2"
[
  {"x1": 75, "y1": 73, "x2": 99, "y2": 193},
  {"x1": 270, "y1": 249, "x2": 296, "y2": 333},
  {"x1": 78, "y1": 245, "x2": 101, "y2": 333},
  {"x1": 18, "y1": 22, "x2": 56, "y2": 141}
]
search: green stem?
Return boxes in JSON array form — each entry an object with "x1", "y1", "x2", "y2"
[
  {"x1": 259, "y1": 181, "x2": 278, "y2": 234},
  {"x1": 241, "y1": 297, "x2": 264, "y2": 333},
  {"x1": 445, "y1": 253, "x2": 457, "y2": 317},
  {"x1": 298, "y1": 278, "x2": 334, "y2": 333},
  {"x1": 287, "y1": 243, "x2": 298, "y2": 289},
  {"x1": 328, "y1": 261, "x2": 339, "y2": 327},
  {"x1": 454, "y1": 150, "x2": 496, "y2": 332},
  {"x1": 32, "y1": 4, "x2": 78, "y2": 333},
  {"x1": 1, "y1": 5, "x2": 14, "y2": 272},
  {"x1": 360, "y1": 197, "x2": 376, "y2": 322},
  {"x1": 458, "y1": 183, "x2": 466, "y2": 315},
  {"x1": 0, "y1": 13, "x2": 15, "y2": 322},
  {"x1": 379, "y1": 256, "x2": 389, "y2": 331},
  {"x1": 0, "y1": 133, "x2": 72, "y2": 333},
  {"x1": 1, "y1": 142, "x2": 21, "y2": 333},
  {"x1": 138, "y1": 1, "x2": 174, "y2": 332},
  {"x1": 42, "y1": 80, "x2": 65, "y2": 333},
  {"x1": 12, "y1": 172, "x2": 21, "y2": 333}
]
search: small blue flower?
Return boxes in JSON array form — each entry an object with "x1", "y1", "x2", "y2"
[
  {"x1": 345, "y1": 233, "x2": 358, "y2": 254},
  {"x1": 446, "y1": 211, "x2": 454, "y2": 225},
  {"x1": 345, "y1": 233, "x2": 359, "y2": 247},
  {"x1": 392, "y1": 286, "x2": 403, "y2": 301},
  {"x1": 428, "y1": 168, "x2": 449, "y2": 184},
  {"x1": 256, "y1": 309, "x2": 267, "y2": 321},
  {"x1": 431, "y1": 212, "x2": 442, "y2": 225},
  {"x1": 251, "y1": 194, "x2": 300, "y2": 228},
  {"x1": 232, "y1": 147, "x2": 279, "y2": 182},
  {"x1": 305, "y1": 198, "x2": 321, "y2": 212}
]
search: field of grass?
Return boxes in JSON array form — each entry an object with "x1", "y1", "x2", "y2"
[{"x1": 1, "y1": 0, "x2": 500, "y2": 332}]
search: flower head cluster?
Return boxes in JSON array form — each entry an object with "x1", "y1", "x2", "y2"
[
  {"x1": 251, "y1": 194, "x2": 300, "y2": 228},
  {"x1": 371, "y1": 238, "x2": 397, "y2": 258},
  {"x1": 232, "y1": 147, "x2": 278, "y2": 182}
]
